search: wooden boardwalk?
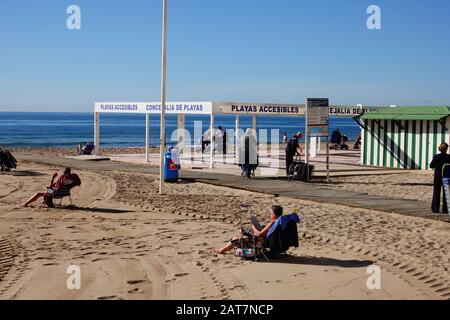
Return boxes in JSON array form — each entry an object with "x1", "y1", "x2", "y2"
[{"x1": 15, "y1": 154, "x2": 450, "y2": 223}]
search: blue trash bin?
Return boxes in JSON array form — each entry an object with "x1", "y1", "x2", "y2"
[{"x1": 164, "y1": 151, "x2": 179, "y2": 182}]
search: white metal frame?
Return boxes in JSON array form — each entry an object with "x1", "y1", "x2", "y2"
[
  {"x1": 93, "y1": 101, "x2": 306, "y2": 167},
  {"x1": 93, "y1": 101, "x2": 377, "y2": 180}
]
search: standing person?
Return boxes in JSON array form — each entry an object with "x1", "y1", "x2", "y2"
[
  {"x1": 283, "y1": 133, "x2": 288, "y2": 145},
  {"x1": 218, "y1": 126, "x2": 227, "y2": 155},
  {"x1": 237, "y1": 129, "x2": 258, "y2": 178},
  {"x1": 202, "y1": 127, "x2": 212, "y2": 153},
  {"x1": 285, "y1": 132, "x2": 303, "y2": 176},
  {"x1": 430, "y1": 143, "x2": 450, "y2": 214},
  {"x1": 354, "y1": 134, "x2": 362, "y2": 150},
  {"x1": 214, "y1": 126, "x2": 223, "y2": 155}
]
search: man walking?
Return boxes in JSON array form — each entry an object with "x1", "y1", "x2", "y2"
[{"x1": 430, "y1": 143, "x2": 450, "y2": 214}]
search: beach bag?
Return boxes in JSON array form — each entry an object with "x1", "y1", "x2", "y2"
[{"x1": 289, "y1": 160, "x2": 314, "y2": 182}]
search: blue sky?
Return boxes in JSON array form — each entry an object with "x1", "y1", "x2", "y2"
[{"x1": 0, "y1": 0, "x2": 449, "y2": 112}]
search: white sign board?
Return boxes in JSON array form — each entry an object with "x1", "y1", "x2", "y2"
[
  {"x1": 95, "y1": 102, "x2": 213, "y2": 115},
  {"x1": 213, "y1": 102, "x2": 305, "y2": 116},
  {"x1": 307, "y1": 98, "x2": 329, "y2": 137}
]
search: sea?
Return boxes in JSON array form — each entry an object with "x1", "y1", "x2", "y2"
[{"x1": 0, "y1": 112, "x2": 361, "y2": 148}]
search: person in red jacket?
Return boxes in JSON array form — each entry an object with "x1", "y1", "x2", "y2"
[{"x1": 22, "y1": 168, "x2": 81, "y2": 207}]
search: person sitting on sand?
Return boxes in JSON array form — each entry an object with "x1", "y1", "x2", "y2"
[
  {"x1": 76, "y1": 142, "x2": 95, "y2": 155},
  {"x1": 214, "y1": 205, "x2": 284, "y2": 254},
  {"x1": 22, "y1": 167, "x2": 81, "y2": 207}
]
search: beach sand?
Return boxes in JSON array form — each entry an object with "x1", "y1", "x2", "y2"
[
  {"x1": 1, "y1": 153, "x2": 449, "y2": 300},
  {"x1": 323, "y1": 171, "x2": 433, "y2": 203}
]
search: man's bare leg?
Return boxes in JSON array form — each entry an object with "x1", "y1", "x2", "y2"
[
  {"x1": 214, "y1": 237, "x2": 240, "y2": 254},
  {"x1": 22, "y1": 192, "x2": 45, "y2": 207}
]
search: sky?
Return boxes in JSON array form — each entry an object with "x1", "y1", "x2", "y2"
[{"x1": 0, "y1": 0, "x2": 449, "y2": 112}]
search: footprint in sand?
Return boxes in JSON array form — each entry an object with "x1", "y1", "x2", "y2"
[
  {"x1": 174, "y1": 273, "x2": 190, "y2": 278},
  {"x1": 126, "y1": 280, "x2": 145, "y2": 285},
  {"x1": 127, "y1": 288, "x2": 143, "y2": 294},
  {"x1": 96, "y1": 295, "x2": 119, "y2": 300},
  {"x1": 294, "y1": 272, "x2": 308, "y2": 277},
  {"x1": 33, "y1": 256, "x2": 55, "y2": 261}
]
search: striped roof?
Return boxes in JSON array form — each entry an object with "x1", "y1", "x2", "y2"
[{"x1": 358, "y1": 106, "x2": 450, "y2": 121}]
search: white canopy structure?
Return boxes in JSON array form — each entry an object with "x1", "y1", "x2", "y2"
[
  {"x1": 93, "y1": 101, "x2": 380, "y2": 168},
  {"x1": 94, "y1": 101, "x2": 306, "y2": 168}
]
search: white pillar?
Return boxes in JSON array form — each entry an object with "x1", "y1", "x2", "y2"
[
  {"x1": 360, "y1": 124, "x2": 365, "y2": 165},
  {"x1": 310, "y1": 137, "x2": 317, "y2": 158},
  {"x1": 159, "y1": 0, "x2": 168, "y2": 195},
  {"x1": 235, "y1": 114, "x2": 240, "y2": 160},
  {"x1": 145, "y1": 113, "x2": 150, "y2": 162},
  {"x1": 252, "y1": 114, "x2": 258, "y2": 149},
  {"x1": 177, "y1": 114, "x2": 185, "y2": 155},
  {"x1": 94, "y1": 112, "x2": 100, "y2": 155},
  {"x1": 305, "y1": 102, "x2": 309, "y2": 180},
  {"x1": 210, "y1": 114, "x2": 215, "y2": 169}
]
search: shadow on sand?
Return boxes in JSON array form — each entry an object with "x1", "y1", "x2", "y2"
[
  {"x1": 268, "y1": 255, "x2": 373, "y2": 268},
  {"x1": 10, "y1": 170, "x2": 47, "y2": 177},
  {"x1": 60, "y1": 206, "x2": 133, "y2": 214}
]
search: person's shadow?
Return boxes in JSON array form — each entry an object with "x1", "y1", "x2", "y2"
[
  {"x1": 268, "y1": 254, "x2": 373, "y2": 268},
  {"x1": 60, "y1": 206, "x2": 133, "y2": 214},
  {"x1": 10, "y1": 170, "x2": 46, "y2": 177}
]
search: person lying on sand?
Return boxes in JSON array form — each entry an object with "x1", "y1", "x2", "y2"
[
  {"x1": 22, "y1": 167, "x2": 81, "y2": 207},
  {"x1": 214, "y1": 205, "x2": 284, "y2": 254}
]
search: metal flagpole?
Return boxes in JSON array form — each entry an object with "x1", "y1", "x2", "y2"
[
  {"x1": 305, "y1": 100, "x2": 310, "y2": 183},
  {"x1": 159, "y1": 0, "x2": 168, "y2": 194},
  {"x1": 146, "y1": 113, "x2": 150, "y2": 162}
]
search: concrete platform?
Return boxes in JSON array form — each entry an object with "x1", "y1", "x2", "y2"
[
  {"x1": 66, "y1": 155, "x2": 111, "y2": 162},
  {"x1": 105, "y1": 150, "x2": 407, "y2": 178}
]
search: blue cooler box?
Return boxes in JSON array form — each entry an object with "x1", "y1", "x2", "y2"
[{"x1": 164, "y1": 152, "x2": 179, "y2": 182}]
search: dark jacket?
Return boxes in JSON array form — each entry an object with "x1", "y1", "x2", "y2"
[
  {"x1": 330, "y1": 130, "x2": 342, "y2": 144},
  {"x1": 285, "y1": 137, "x2": 299, "y2": 156},
  {"x1": 430, "y1": 152, "x2": 450, "y2": 183},
  {"x1": 264, "y1": 220, "x2": 299, "y2": 257}
]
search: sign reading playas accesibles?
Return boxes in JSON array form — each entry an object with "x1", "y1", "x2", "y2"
[{"x1": 214, "y1": 102, "x2": 304, "y2": 115}]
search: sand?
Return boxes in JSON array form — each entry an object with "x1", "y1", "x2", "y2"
[
  {"x1": 1, "y1": 158, "x2": 450, "y2": 300},
  {"x1": 323, "y1": 171, "x2": 434, "y2": 203}
]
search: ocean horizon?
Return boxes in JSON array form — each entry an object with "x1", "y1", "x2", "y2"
[{"x1": 0, "y1": 112, "x2": 361, "y2": 148}]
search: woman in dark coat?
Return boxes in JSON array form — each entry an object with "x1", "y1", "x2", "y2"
[{"x1": 430, "y1": 143, "x2": 450, "y2": 214}]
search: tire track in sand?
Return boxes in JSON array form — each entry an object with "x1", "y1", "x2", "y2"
[
  {"x1": 0, "y1": 239, "x2": 15, "y2": 296},
  {"x1": 0, "y1": 170, "x2": 117, "y2": 299}
]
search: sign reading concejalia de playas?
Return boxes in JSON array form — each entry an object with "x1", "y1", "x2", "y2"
[{"x1": 329, "y1": 106, "x2": 379, "y2": 116}]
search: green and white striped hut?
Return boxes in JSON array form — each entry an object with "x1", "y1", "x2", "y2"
[{"x1": 357, "y1": 106, "x2": 450, "y2": 170}]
